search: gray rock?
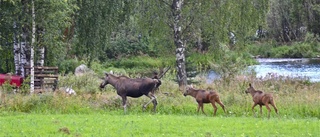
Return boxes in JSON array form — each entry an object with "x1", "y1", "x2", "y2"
[{"x1": 75, "y1": 64, "x2": 92, "y2": 76}]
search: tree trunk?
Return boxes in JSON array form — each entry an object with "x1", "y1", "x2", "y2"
[
  {"x1": 20, "y1": 0, "x2": 29, "y2": 78},
  {"x1": 37, "y1": 47, "x2": 45, "y2": 66},
  {"x1": 172, "y1": 0, "x2": 187, "y2": 90},
  {"x1": 37, "y1": 29, "x2": 45, "y2": 66},
  {"x1": 13, "y1": 22, "x2": 21, "y2": 75},
  {"x1": 20, "y1": 37, "x2": 27, "y2": 78},
  {"x1": 30, "y1": 0, "x2": 35, "y2": 93}
]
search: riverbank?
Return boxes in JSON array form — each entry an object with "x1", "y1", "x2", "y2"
[{"x1": 247, "y1": 41, "x2": 320, "y2": 58}]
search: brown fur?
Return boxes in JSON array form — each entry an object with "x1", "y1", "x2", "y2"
[
  {"x1": 100, "y1": 73, "x2": 160, "y2": 113},
  {"x1": 245, "y1": 83, "x2": 278, "y2": 118},
  {"x1": 183, "y1": 86, "x2": 226, "y2": 116}
]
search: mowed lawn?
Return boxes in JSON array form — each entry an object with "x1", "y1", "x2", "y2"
[{"x1": 0, "y1": 113, "x2": 319, "y2": 137}]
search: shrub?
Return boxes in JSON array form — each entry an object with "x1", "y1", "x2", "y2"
[
  {"x1": 58, "y1": 73, "x2": 102, "y2": 94},
  {"x1": 58, "y1": 59, "x2": 82, "y2": 75}
]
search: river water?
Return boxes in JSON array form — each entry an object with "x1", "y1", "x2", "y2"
[{"x1": 207, "y1": 58, "x2": 320, "y2": 83}]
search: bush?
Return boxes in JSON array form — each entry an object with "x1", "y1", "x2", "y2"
[
  {"x1": 105, "y1": 38, "x2": 150, "y2": 59},
  {"x1": 100, "y1": 56, "x2": 175, "y2": 75},
  {"x1": 246, "y1": 42, "x2": 274, "y2": 58},
  {"x1": 270, "y1": 45, "x2": 291, "y2": 58},
  {"x1": 270, "y1": 43, "x2": 319, "y2": 58},
  {"x1": 248, "y1": 37, "x2": 320, "y2": 58},
  {"x1": 58, "y1": 73, "x2": 102, "y2": 94},
  {"x1": 58, "y1": 59, "x2": 82, "y2": 75},
  {"x1": 209, "y1": 44, "x2": 257, "y2": 82}
]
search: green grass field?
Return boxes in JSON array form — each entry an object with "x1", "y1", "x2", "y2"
[
  {"x1": 0, "y1": 113, "x2": 319, "y2": 137},
  {"x1": 0, "y1": 73, "x2": 319, "y2": 136}
]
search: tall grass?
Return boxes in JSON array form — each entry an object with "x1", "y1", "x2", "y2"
[{"x1": 0, "y1": 73, "x2": 319, "y2": 119}]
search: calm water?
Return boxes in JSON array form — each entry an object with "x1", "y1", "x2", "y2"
[
  {"x1": 207, "y1": 58, "x2": 320, "y2": 83},
  {"x1": 251, "y1": 58, "x2": 320, "y2": 82}
]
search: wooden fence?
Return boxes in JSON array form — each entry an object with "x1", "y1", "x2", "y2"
[{"x1": 24, "y1": 66, "x2": 59, "y2": 92}]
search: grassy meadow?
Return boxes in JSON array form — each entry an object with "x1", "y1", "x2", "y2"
[
  {"x1": 0, "y1": 72, "x2": 319, "y2": 136},
  {"x1": 0, "y1": 113, "x2": 319, "y2": 136}
]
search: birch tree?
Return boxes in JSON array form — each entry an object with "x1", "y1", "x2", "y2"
[
  {"x1": 36, "y1": 28, "x2": 44, "y2": 66},
  {"x1": 171, "y1": 0, "x2": 187, "y2": 89},
  {"x1": 13, "y1": 22, "x2": 20, "y2": 75},
  {"x1": 20, "y1": 0, "x2": 29, "y2": 78},
  {"x1": 30, "y1": 0, "x2": 35, "y2": 93}
]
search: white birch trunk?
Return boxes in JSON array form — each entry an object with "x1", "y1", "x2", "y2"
[
  {"x1": 172, "y1": 0, "x2": 187, "y2": 90},
  {"x1": 20, "y1": 39, "x2": 27, "y2": 78},
  {"x1": 37, "y1": 47, "x2": 45, "y2": 66},
  {"x1": 13, "y1": 22, "x2": 21, "y2": 75},
  {"x1": 30, "y1": 0, "x2": 35, "y2": 93},
  {"x1": 20, "y1": 41, "x2": 27, "y2": 77},
  {"x1": 37, "y1": 29, "x2": 45, "y2": 66}
]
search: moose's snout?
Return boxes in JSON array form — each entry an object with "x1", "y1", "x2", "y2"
[
  {"x1": 99, "y1": 82, "x2": 106, "y2": 89},
  {"x1": 183, "y1": 93, "x2": 187, "y2": 96},
  {"x1": 244, "y1": 88, "x2": 250, "y2": 94},
  {"x1": 99, "y1": 84, "x2": 104, "y2": 89}
]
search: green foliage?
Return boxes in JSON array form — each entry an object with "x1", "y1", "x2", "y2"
[
  {"x1": 0, "y1": 81, "x2": 14, "y2": 94},
  {"x1": 246, "y1": 42, "x2": 276, "y2": 58},
  {"x1": 248, "y1": 41, "x2": 320, "y2": 58},
  {"x1": 19, "y1": 75, "x2": 30, "y2": 94},
  {"x1": 271, "y1": 43, "x2": 319, "y2": 58},
  {"x1": 304, "y1": 32, "x2": 320, "y2": 43},
  {"x1": 57, "y1": 59, "x2": 82, "y2": 75},
  {"x1": 112, "y1": 57, "x2": 161, "y2": 69},
  {"x1": 89, "y1": 61, "x2": 106, "y2": 76},
  {"x1": 75, "y1": 0, "x2": 127, "y2": 65},
  {"x1": 270, "y1": 46, "x2": 291, "y2": 58},
  {"x1": 1, "y1": 93, "x2": 92, "y2": 114},
  {"x1": 58, "y1": 73, "x2": 101, "y2": 94},
  {"x1": 187, "y1": 53, "x2": 212, "y2": 72},
  {"x1": 266, "y1": 0, "x2": 320, "y2": 43},
  {"x1": 208, "y1": 44, "x2": 257, "y2": 82},
  {"x1": 106, "y1": 38, "x2": 150, "y2": 59},
  {"x1": 100, "y1": 56, "x2": 175, "y2": 75}
]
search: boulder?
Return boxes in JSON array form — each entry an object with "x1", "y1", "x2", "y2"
[
  {"x1": 74, "y1": 64, "x2": 92, "y2": 76},
  {"x1": 58, "y1": 87, "x2": 77, "y2": 95}
]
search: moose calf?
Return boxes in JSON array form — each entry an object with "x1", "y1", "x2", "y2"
[
  {"x1": 245, "y1": 83, "x2": 278, "y2": 118},
  {"x1": 184, "y1": 85, "x2": 226, "y2": 116}
]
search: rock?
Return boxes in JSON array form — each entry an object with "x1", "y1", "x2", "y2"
[
  {"x1": 74, "y1": 64, "x2": 92, "y2": 76},
  {"x1": 58, "y1": 87, "x2": 76, "y2": 95},
  {"x1": 65, "y1": 87, "x2": 76, "y2": 95}
]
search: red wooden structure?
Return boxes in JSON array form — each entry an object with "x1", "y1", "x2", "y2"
[{"x1": 0, "y1": 74, "x2": 24, "y2": 87}]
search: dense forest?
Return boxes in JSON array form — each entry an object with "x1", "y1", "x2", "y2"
[{"x1": 1, "y1": 0, "x2": 320, "y2": 88}]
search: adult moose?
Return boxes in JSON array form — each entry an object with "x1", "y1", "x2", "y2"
[
  {"x1": 245, "y1": 83, "x2": 278, "y2": 118},
  {"x1": 100, "y1": 73, "x2": 161, "y2": 113},
  {"x1": 183, "y1": 85, "x2": 226, "y2": 116}
]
